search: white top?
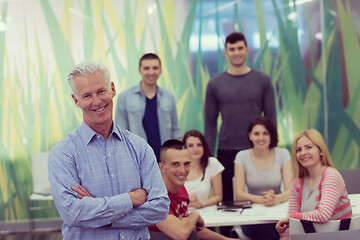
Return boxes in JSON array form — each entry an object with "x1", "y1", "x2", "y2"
[
  {"x1": 185, "y1": 157, "x2": 225, "y2": 203},
  {"x1": 234, "y1": 147, "x2": 290, "y2": 195}
]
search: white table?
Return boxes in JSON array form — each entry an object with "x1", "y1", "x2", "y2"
[{"x1": 196, "y1": 194, "x2": 360, "y2": 227}]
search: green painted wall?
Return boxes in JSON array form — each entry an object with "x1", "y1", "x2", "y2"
[{"x1": 0, "y1": 0, "x2": 359, "y2": 221}]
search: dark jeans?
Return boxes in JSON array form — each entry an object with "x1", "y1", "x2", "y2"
[
  {"x1": 217, "y1": 149, "x2": 242, "y2": 201},
  {"x1": 217, "y1": 149, "x2": 243, "y2": 237},
  {"x1": 241, "y1": 223, "x2": 280, "y2": 240}
]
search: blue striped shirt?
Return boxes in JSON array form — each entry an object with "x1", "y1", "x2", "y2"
[{"x1": 48, "y1": 122, "x2": 170, "y2": 240}]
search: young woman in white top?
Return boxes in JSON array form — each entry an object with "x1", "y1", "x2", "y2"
[
  {"x1": 234, "y1": 116, "x2": 292, "y2": 240},
  {"x1": 183, "y1": 130, "x2": 225, "y2": 208}
]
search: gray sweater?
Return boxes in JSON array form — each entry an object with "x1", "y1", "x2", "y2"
[{"x1": 204, "y1": 70, "x2": 276, "y2": 153}]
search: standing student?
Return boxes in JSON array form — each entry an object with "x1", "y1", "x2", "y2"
[
  {"x1": 204, "y1": 32, "x2": 277, "y2": 202},
  {"x1": 183, "y1": 130, "x2": 224, "y2": 208},
  {"x1": 276, "y1": 129, "x2": 352, "y2": 239},
  {"x1": 234, "y1": 116, "x2": 292, "y2": 240},
  {"x1": 115, "y1": 53, "x2": 181, "y2": 162},
  {"x1": 48, "y1": 61, "x2": 169, "y2": 240}
]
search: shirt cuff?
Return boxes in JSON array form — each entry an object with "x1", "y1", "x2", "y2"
[{"x1": 110, "y1": 193, "x2": 133, "y2": 219}]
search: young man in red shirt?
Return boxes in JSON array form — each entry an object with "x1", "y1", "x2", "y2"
[{"x1": 148, "y1": 139, "x2": 240, "y2": 240}]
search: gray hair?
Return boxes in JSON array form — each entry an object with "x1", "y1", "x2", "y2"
[{"x1": 68, "y1": 61, "x2": 111, "y2": 96}]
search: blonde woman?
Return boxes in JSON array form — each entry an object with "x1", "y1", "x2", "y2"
[{"x1": 276, "y1": 129, "x2": 352, "y2": 239}]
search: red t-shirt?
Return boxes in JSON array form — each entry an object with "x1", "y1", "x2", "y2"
[{"x1": 148, "y1": 185, "x2": 189, "y2": 232}]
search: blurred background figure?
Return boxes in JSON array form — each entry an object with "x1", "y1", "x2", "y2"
[
  {"x1": 204, "y1": 32, "x2": 276, "y2": 203},
  {"x1": 234, "y1": 116, "x2": 292, "y2": 240},
  {"x1": 116, "y1": 53, "x2": 181, "y2": 162},
  {"x1": 183, "y1": 130, "x2": 225, "y2": 208}
]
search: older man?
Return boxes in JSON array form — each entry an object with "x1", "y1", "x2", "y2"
[{"x1": 48, "y1": 61, "x2": 169, "y2": 240}]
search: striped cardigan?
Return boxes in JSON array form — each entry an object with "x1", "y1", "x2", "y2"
[{"x1": 282, "y1": 166, "x2": 352, "y2": 239}]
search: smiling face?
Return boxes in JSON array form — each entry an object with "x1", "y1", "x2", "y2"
[
  {"x1": 295, "y1": 136, "x2": 323, "y2": 170},
  {"x1": 225, "y1": 40, "x2": 249, "y2": 68},
  {"x1": 248, "y1": 124, "x2": 271, "y2": 149},
  {"x1": 71, "y1": 70, "x2": 116, "y2": 131},
  {"x1": 160, "y1": 149, "x2": 191, "y2": 193},
  {"x1": 185, "y1": 136, "x2": 204, "y2": 161},
  {"x1": 139, "y1": 59, "x2": 162, "y2": 87}
]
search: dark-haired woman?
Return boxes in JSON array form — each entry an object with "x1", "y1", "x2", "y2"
[
  {"x1": 234, "y1": 116, "x2": 292, "y2": 240},
  {"x1": 183, "y1": 130, "x2": 224, "y2": 208}
]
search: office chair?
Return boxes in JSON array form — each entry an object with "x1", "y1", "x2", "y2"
[
  {"x1": 289, "y1": 215, "x2": 360, "y2": 240},
  {"x1": 339, "y1": 169, "x2": 360, "y2": 194}
]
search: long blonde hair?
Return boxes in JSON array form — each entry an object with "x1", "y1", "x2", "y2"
[{"x1": 291, "y1": 129, "x2": 334, "y2": 178}]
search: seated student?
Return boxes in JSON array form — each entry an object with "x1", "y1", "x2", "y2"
[
  {"x1": 149, "y1": 139, "x2": 240, "y2": 240},
  {"x1": 183, "y1": 130, "x2": 224, "y2": 208},
  {"x1": 234, "y1": 116, "x2": 292, "y2": 240},
  {"x1": 276, "y1": 129, "x2": 352, "y2": 240}
]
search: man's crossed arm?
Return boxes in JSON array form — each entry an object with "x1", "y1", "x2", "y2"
[{"x1": 71, "y1": 184, "x2": 147, "y2": 207}]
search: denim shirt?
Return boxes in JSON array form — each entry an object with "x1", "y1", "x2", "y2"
[{"x1": 115, "y1": 83, "x2": 182, "y2": 143}]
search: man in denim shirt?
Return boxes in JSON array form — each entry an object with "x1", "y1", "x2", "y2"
[{"x1": 115, "y1": 53, "x2": 182, "y2": 162}]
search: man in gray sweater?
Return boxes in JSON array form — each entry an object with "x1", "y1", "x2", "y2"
[{"x1": 204, "y1": 32, "x2": 277, "y2": 202}]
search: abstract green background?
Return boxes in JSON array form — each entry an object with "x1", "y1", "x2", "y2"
[{"x1": 0, "y1": 0, "x2": 359, "y2": 221}]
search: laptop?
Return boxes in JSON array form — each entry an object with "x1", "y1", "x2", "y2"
[{"x1": 217, "y1": 200, "x2": 252, "y2": 210}]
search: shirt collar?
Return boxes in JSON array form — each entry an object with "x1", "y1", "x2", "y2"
[
  {"x1": 133, "y1": 83, "x2": 162, "y2": 96},
  {"x1": 132, "y1": 83, "x2": 142, "y2": 94},
  {"x1": 80, "y1": 121, "x2": 122, "y2": 145}
]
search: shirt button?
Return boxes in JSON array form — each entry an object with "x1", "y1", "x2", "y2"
[
  {"x1": 121, "y1": 236, "x2": 124, "y2": 239},
  {"x1": 111, "y1": 174, "x2": 114, "y2": 178},
  {"x1": 108, "y1": 153, "x2": 111, "y2": 156},
  {"x1": 97, "y1": 135, "x2": 100, "y2": 138}
]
